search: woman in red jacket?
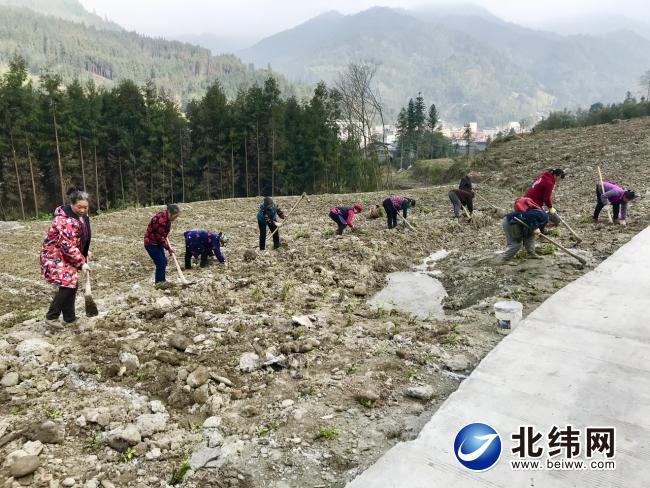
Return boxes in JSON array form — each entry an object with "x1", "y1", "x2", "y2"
[
  {"x1": 523, "y1": 168, "x2": 565, "y2": 213},
  {"x1": 40, "y1": 189, "x2": 91, "y2": 330}
]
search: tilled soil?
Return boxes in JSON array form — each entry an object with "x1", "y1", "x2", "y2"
[{"x1": 1, "y1": 117, "x2": 649, "y2": 487}]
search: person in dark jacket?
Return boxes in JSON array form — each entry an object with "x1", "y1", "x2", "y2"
[
  {"x1": 459, "y1": 171, "x2": 475, "y2": 192},
  {"x1": 184, "y1": 230, "x2": 225, "y2": 269},
  {"x1": 448, "y1": 189, "x2": 474, "y2": 220},
  {"x1": 257, "y1": 197, "x2": 285, "y2": 250},
  {"x1": 524, "y1": 168, "x2": 565, "y2": 213},
  {"x1": 593, "y1": 182, "x2": 636, "y2": 225},
  {"x1": 498, "y1": 209, "x2": 560, "y2": 262},
  {"x1": 144, "y1": 204, "x2": 181, "y2": 287},
  {"x1": 382, "y1": 196, "x2": 416, "y2": 229},
  {"x1": 40, "y1": 189, "x2": 92, "y2": 330},
  {"x1": 329, "y1": 203, "x2": 363, "y2": 236}
]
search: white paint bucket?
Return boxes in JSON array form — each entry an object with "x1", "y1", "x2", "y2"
[{"x1": 494, "y1": 301, "x2": 523, "y2": 335}]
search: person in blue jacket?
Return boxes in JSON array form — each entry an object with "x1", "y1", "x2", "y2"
[
  {"x1": 183, "y1": 230, "x2": 225, "y2": 269},
  {"x1": 257, "y1": 197, "x2": 285, "y2": 250},
  {"x1": 499, "y1": 208, "x2": 559, "y2": 262}
]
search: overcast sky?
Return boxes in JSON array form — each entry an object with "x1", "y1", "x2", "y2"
[{"x1": 79, "y1": 0, "x2": 650, "y2": 41}]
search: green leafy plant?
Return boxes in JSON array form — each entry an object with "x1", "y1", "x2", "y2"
[
  {"x1": 345, "y1": 362, "x2": 359, "y2": 375},
  {"x1": 43, "y1": 406, "x2": 62, "y2": 420},
  {"x1": 281, "y1": 283, "x2": 292, "y2": 301},
  {"x1": 317, "y1": 427, "x2": 340, "y2": 439},
  {"x1": 120, "y1": 447, "x2": 135, "y2": 463},
  {"x1": 169, "y1": 457, "x2": 190, "y2": 485},
  {"x1": 405, "y1": 367, "x2": 418, "y2": 380},
  {"x1": 85, "y1": 431, "x2": 102, "y2": 452},
  {"x1": 293, "y1": 327, "x2": 305, "y2": 339},
  {"x1": 301, "y1": 385, "x2": 319, "y2": 398}
]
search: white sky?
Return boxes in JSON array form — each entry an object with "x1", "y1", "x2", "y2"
[{"x1": 79, "y1": 0, "x2": 650, "y2": 40}]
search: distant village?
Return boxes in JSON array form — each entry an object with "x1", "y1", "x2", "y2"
[{"x1": 371, "y1": 115, "x2": 545, "y2": 153}]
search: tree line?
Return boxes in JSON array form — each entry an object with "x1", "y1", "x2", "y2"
[
  {"x1": 0, "y1": 56, "x2": 385, "y2": 219},
  {"x1": 395, "y1": 93, "x2": 453, "y2": 168},
  {"x1": 534, "y1": 93, "x2": 650, "y2": 131}
]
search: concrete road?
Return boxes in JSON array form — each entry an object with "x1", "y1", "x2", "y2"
[{"x1": 347, "y1": 227, "x2": 650, "y2": 487}]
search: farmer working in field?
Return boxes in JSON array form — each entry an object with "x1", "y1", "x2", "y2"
[
  {"x1": 594, "y1": 182, "x2": 636, "y2": 225},
  {"x1": 183, "y1": 230, "x2": 225, "y2": 269},
  {"x1": 523, "y1": 168, "x2": 565, "y2": 213},
  {"x1": 498, "y1": 207, "x2": 560, "y2": 262},
  {"x1": 257, "y1": 196, "x2": 285, "y2": 250},
  {"x1": 329, "y1": 203, "x2": 363, "y2": 236},
  {"x1": 382, "y1": 196, "x2": 416, "y2": 229},
  {"x1": 459, "y1": 170, "x2": 475, "y2": 192},
  {"x1": 40, "y1": 189, "x2": 92, "y2": 330},
  {"x1": 144, "y1": 204, "x2": 181, "y2": 288},
  {"x1": 448, "y1": 189, "x2": 474, "y2": 221}
]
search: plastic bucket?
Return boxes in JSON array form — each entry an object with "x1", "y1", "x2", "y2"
[{"x1": 494, "y1": 300, "x2": 523, "y2": 335}]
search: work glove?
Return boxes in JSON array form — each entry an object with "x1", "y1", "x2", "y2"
[
  {"x1": 81, "y1": 263, "x2": 90, "y2": 272},
  {"x1": 549, "y1": 207, "x2": 557, "y2": 214}
]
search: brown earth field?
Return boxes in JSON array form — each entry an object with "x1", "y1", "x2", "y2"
[{"x1": 1, "y1": 117, "x2": 649, "y2": 487}]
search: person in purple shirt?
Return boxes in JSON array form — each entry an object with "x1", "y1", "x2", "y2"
[
  {"x1": 593, "y1": 182, "x2": 636, "y2": 225},
  {"x1": 183, "y1": 230, "x2": 225, "y2": 269}
]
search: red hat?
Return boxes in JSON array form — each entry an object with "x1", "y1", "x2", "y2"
[{"x1": 353, "y1": 203, "x2": 364, "y2": 212}]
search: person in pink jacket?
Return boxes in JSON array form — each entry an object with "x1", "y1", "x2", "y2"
[
  {"x1": 40, "y1": 189, "x2": 91, "y2": 330},
  {"x1": 329, "y1": 204, "x2": 363, "y2": 236},
  {"x1": 593, "y1": 182, "x2": 636, "y2": 225}
]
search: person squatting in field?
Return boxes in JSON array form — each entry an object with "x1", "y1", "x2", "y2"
[
  {"x1": 183, "y1": 230, "x2": 225, "y2": 268},
  {"x1": 329, "y1": 203, "x2": 363, "y2": 236},
  {"x1": 499, "y1": 208, "x2": 560, "y2": 262}
]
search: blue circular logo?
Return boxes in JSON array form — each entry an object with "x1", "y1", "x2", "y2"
[{"x1": 454, "y1": 423, "x2": 502, "y2": 471}]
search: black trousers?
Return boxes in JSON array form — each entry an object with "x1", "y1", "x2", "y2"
[
  {"x1": 594, "y1": 186, "x2": 620, "y2": 220},
  {"x1": 258, "y1": 220, "x2": 280, "y2": 250},
  {"x1": 329, "y1": 211, "x2": 347, "y2": 235},
  {"x1": 46, "y1": 286, "x2": 77, "y2": 323},
  {"x1": 185, "y1": 246, "x2": 209, "y2": 269},
  {"x1": 383, "y1": 198, "x2": 398, "y2": 229}
]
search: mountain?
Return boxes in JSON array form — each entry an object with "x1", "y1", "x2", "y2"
[
  {"x1": 0, "y1": 5, "x2": 300, "y2": 103},
  {"x1": 174, "y1": 33, "x2": 258, "y2": 56},
  {"x1": 239, "y1": 7, "x2": 552, "y2": 126},
  {"x1": 239, "y1": 6, "x2": 650, "y2": 125},
  {"x1": 0, "y1": 0, "x2": 121, "y2": 30},
  {"x1": 412, "y1": 7, "x2": 650, "y2": 110},
  {"x1": 536, "y1": 13, "x2": 650, "y2": 40}
]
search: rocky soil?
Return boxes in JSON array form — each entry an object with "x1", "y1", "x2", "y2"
[{"x1": 1, "y1": 117, "x2": 649, "y2": 487}]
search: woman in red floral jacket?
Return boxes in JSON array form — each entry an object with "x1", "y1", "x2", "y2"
[{"x1": 40, "y1": 189, "x2": 91, "y2": 330}]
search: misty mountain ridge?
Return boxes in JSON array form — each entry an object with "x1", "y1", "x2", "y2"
[
  {"x1": 0, "y1": 0, "x2": 121, "y2": 30},
  {"x1": 238, "y1": 5, "x2": 650, "y2": 125}
]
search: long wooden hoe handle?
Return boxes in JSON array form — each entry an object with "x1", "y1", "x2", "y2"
[
  {"x1": 513, "y1": 217, "x2": 586, "y2": 265},
  {"x1": 167, "y1": 238, "x2": 189, "y2": 284},
  {"x1": 267, "y1": 192, "x2": 307, "y2": 240},
  {"x1": 597, "y1": 166, "x2": 613, "y2": 223}
]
